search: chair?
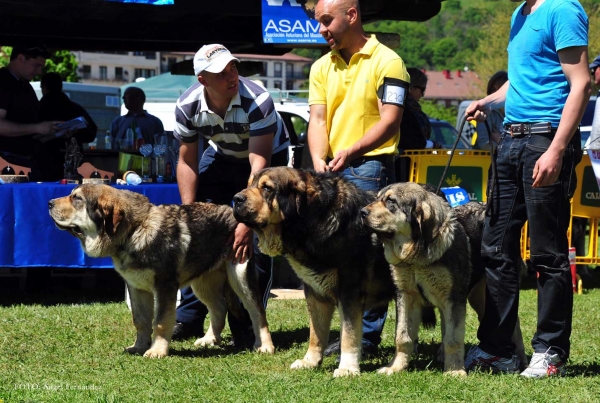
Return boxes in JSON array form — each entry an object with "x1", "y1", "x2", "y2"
[
  {"x1": 77, "y1": 162, "x2": 114, "y2": 180},
  {"x1": 0, "y1": 157, "x2": 31, "y2": 176}
]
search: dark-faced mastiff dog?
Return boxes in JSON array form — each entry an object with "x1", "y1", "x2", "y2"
[
  {"x1": 361, "y1": 182, "x2": 526, "y2": 375},
  {"x1": 48, "y1": 184, "x2": 274, "y2": 358},
  {"x1": 232, "y1": 167, "x2": 397, "y2": 377}
]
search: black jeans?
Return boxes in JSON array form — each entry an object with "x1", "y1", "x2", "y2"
[
  {"x1": 478, "y1": 129, "x2": 580, "y2": 362},
  {"x1": 176, "y1": 147, "x2": 288, "y2": 337}
]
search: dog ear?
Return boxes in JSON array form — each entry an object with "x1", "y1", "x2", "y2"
[
  {"x1": 293, "y1": 179, "x2": 306, "y2": 216},
  {"x1": 277, "y1": 178, "x2": 306, "y2": 219},
  {"x1": 419, "y1": 199, "x2": 441, "y2": 244},
  {"x1": 409, "y1": 199, "x2": 423, "y2": 242},
  {"x1": 96, "y1": 193, "x2": 124, "y2": 236}
]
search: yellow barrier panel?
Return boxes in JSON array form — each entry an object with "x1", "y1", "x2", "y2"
[
  {"x1": 399, "y1": 150, "x2": 600, "y2": 265},
  {"x1": 403, "y1": 150, "x2": 492, "y2": 202}
]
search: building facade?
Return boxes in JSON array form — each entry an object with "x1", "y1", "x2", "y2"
[{"x1": 73, "y1": 50, "x2": 311, "y2": 90}]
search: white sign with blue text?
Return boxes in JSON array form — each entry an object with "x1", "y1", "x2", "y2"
[{"x1": 262, "y1": 0, "x2": 326, "y2": 45}]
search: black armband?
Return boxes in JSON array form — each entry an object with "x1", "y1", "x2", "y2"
[{"x1": 377, "y1": 77, "x2": 409, "y2": 107}]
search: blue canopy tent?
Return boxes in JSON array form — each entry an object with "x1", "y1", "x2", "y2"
[{"x1": 121, "y1": 73, "x2": 198, "y2": 103}]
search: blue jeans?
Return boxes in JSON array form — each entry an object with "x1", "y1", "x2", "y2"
[
  {"x1": 340, "y1": 156, "x2": 395, "y2": 347},
  {"x1": 478, "y1": 129, "x2": 580, "y2": 362},
  {"x1": 176, "y1": 147, "x2": 287, "y2": 337}
]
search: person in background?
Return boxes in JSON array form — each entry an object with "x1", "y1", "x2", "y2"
[
  {"x1": 591, "y1": 54, "x2": 600, "y2": 88},
  {"x1": 38, "y1": 72, "x2": 97, "y2": 181},
  {"x1": 472, "y1": 71, "x2": 509, "y2": 150},
  {"x1": 309, "y1": 0, "x2": 409, "y2": 359},
  {"x1": 572, "y1": 54, "x2": 600, "y2": 283},
  {"x1": 464, "y1": 0, "x2": 590, "y2": 378},
  {"x1": 110, "y1": 87, "x2": 163, "y2": 147},
  {"x1": 0, "y1": 44, "x2": 61, "y2": 177},
  {"x1": 395, "y1": 67, "x2": 441, "y2": 181},
  {"x1": 171, "y1": 44, "x2": 289, "y2": 347}
]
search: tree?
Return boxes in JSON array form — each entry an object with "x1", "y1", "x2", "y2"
[{"x1": 0, "y1": 47, "x2": 79, "y2": 82}]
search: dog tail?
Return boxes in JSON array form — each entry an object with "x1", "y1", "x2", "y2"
[{"x1": 421, "y1": 306, "x2": 436, "y2": 329}]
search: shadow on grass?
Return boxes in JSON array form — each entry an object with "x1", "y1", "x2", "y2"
[
  {"x1": 0, "y1": 268, "x2": 125, "y2": 307},
  {"x1": 167, "y1": 326, "x2": 316, "y2": 358}
]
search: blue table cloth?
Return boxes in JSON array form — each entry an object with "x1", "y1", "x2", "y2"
[{"x1": 0, "y1": 183, "x2": 181, "y2": 268}]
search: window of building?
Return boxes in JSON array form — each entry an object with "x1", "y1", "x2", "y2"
[
  {"x1": 286, "y1": 63, "x2": 293, "y2": 78},
  {"x1": 145, "y1": 52, "x2": 157, "y2": 60},
  {"x1": 286, "y1": 80, "x2": 294, "y2": 90},
  {"x1": 81, "y1": 65, "x2": 91, "y2": 80},
  {"x1": 133, "y1": 51, "x2": 144, "y2": 56},
  {"x1": 134, "y1": 68, "x2": 157, "y2": 80},
  {"x1": 274, "y1": 62, "x2": 282, "y2": 78},
  {"x1": 99, "y1": 66, "x2": 107, "y2": 80},
  {"x1": 115, "y1": 67, "x2": 124, "y2": 81},
  {"x1": 274, "y1": 80, "x2": 282, "y2": 89},
  {"x1": 262, "y1": 62, "x2": 268, "y2": 76}
]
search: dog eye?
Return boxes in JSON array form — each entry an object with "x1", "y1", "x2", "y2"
[
  {"x1": 385, "y1": 197, "x2": 397, "y2": 209},
  {"x1": 261, "y1": 184, "x2": 273, "y2": 192},
  {"x1": 72, "y1": 194, "x2": 82, "y2": 201}
]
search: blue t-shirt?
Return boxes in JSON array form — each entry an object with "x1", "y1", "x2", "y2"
[{"x1": 505, "y1": 0, "x2": 588, "y2": 126}]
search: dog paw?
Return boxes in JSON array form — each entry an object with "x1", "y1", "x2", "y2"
[
  {"x1": 143, "y1": 348, "x2": 168, "y2": 359},
  {"x1": 255, "y1": 343, "x2": 275, "y2": 354},
  {"x1": 194, "y1": 336, "x2": 219, "y2": 348},
  {"x1": 290, "y1": 359, "x2": 318, "y2": 370},
  {"x1": 333, "y1": 367, "x2": 360, "y2": 377},
  {"x1": 445, "y1": 369, "x2": 467, "y2": 377},
  {"x1": 124, "y1": 345, "x2": 146, "y2": 355},
  {"x1": 377, "y1": 363, "x2": 408, "y2": 375}
]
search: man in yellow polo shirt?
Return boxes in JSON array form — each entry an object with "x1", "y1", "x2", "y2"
[{"x1": 308, "y1": 0, "x2": 410, "y2": 359}]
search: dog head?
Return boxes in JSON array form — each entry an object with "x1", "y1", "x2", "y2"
[
  {"x1": 48, "y1": 184, "x2": 150, "y2": 257},
  {"x1": 361, "y1": 182, "x2": 453, "y2": 265},
  {"x1": 232, "y1": 167, "x2": 313, "y2": 256}
]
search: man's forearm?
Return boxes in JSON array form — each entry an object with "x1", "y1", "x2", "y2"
[
  {"x1": 308, "y1": 125, "x2": 329, "y2": 162},
  {"x1": 0, "y1": 119, "x2": 39, "y2": 137},
  {"x1": 552, "y1": 85, "x2": 591, "y2": 154},
  {"x1": 177, "y1": 162, "x2": 199, "y2": 204}
]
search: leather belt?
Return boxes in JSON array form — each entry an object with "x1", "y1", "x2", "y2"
[
  {"x1": 504, "y1": 122, "x2": 553, "y2": 137},
  {"x1": 349, "y1": 154, "x2": 393, "y2": 167}
]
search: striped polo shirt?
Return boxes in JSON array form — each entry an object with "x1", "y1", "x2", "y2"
[{"x1": 173, "y1": 76, "x2": 288, "y2": 160}]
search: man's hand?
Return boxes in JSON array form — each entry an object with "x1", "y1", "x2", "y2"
[
  {"x1": 464, "y1": 100, "x2": 489, "y2": 123},
  {"x1": 228, "y1": 222, "x2": 254, "y2": 264},
  {"x1": 312, "y1": 158, "x2": 329, "y2": 173},
  {"x1": 37, "y1": 121, "x2": 62, "y2": 135},
  {"x1": 532, "y1": 149, "x2": 563, "y2": 188},
  {"x1": 328, "y1": 149, "x2": 351, "y2": 172},
  {"x1": 32, "y1": 121, "x2": 63, "y2": 143}
]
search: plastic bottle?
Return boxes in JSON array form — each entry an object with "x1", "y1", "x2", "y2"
[
  {"x1": 103, "y1": 131, "x2": 111, "y2": 150},
  {"x1": 125, "y1": 129, "x2": 134, "y2": 150},
  {"x1": 124, "y1": 171, "x2": 142, "y2": 186}
]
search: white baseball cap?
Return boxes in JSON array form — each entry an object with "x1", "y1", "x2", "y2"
[{"x1": 193, "y1": 44, "x2": 240, "y2": 75}]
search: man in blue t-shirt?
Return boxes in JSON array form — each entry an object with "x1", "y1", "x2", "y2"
[{"x1": 464, "y1": 0, "x2": 591, "y2": 378}]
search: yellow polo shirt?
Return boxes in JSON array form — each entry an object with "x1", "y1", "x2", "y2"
[{"x1": 308, "y1": 35, "x2": 409, "y2": 157}]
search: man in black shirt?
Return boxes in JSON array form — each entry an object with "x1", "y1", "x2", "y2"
[
  {"x1": 0, "y1": 44, "x2": 61, "y2": 173},
  {"x1": 38, "y1": 72, "x2": 98, "y2": 181}
]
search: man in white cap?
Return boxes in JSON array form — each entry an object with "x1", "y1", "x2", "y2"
[{"x1": 171, "y1": 44, "x2": 289, "y2": 346}]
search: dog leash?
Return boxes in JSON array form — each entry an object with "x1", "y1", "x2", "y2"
[{"x1": 435, "y1": 115, "x2": 497, "y2": 214}]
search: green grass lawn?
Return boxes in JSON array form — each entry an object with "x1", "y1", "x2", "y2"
[{"x1": 1, "y1": 284, "x2": 600, "y2": 403}]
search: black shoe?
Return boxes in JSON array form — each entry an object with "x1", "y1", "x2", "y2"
[
  {"x1": 171, "y1": 322, "x2": 204, "y2": 341},
  {"x1": 324, "y1": 339, "x2": 378, "y2": 358},
  {"x1": 324, "y1": 339, "x2": 341, "y2": 357},
  {"x1": 229, "y1": 328, "x2": 255, "y2": 350}
]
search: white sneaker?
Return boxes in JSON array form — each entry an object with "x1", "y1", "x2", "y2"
[{"x1": 520, "y1": 350, "x2": 566, "y2": 378}]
